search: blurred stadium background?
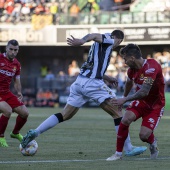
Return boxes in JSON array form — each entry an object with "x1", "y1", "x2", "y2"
[{"x1": 0, "y1": 0, "x2": 170, "y2": 108}]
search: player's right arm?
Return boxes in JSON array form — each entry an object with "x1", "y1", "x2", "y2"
[
  {"x1": 123, "y1": 77, "x2": 134, "y2": 97},
  {"x1": 14, "y1": 76, "x2": 23, "y2": 101},
  {"x1": 67, "y1": 33, "x2": 103, "y2": 46}
]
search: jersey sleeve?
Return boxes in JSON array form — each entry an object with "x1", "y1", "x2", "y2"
[
  {"x1": 144, "y1": 60, "x2": 159, "y2": 81},
  {"x1": 102, "y1": 33, "x2": 114, "y2": 44}
]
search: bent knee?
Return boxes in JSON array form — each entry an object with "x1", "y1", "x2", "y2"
[
  {"x1": 18, "y1": 110, "x2": 29, "y2": 119},
  {"x1": 3, "y1": 110, "x2": 13, "y2": 117},
  {"x1": 23, "y1": 111, "x2": 29, "y2": 118},
  {"x1": 139, "y1": 133, "x2": 149, "y2": 142},
  {"x1": 25, "y1": 111, "x2": 29, "y2": 118},
  {"x1": 121, "y1": 117, "x2": 131, "y2": 126}
]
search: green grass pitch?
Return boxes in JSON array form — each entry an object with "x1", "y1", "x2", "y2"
[{"x1": 0, "y1": 104, "x2": 170, "y2": 170}]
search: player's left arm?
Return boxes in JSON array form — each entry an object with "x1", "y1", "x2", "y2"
[
  {"x1": 124, "y1": 77, "x2": 153, "y2": 102},
  {"x1": 67, "y1": 33, "x2": 103, "y2": 46},
  {"x1": 14, "y1": 76, "x2": 23, "y2": 101},
  {"x1": 111, "y1": 76, "x2": 154, "y2": 106}
]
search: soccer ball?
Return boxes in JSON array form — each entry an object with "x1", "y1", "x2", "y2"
[{"x1": 19, "y1": 140, "x2": 38, "y2": 156}]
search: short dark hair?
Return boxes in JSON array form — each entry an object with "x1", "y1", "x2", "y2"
[
  {"x1": 7, "y1": 39, "x2": 19, "y2": 46},
  {"x1": 111, "y1": 30, "x2": 124, "y2": 40},
  {"x1": 119, "y1": 43, "x2": 142, "y2": 59}
]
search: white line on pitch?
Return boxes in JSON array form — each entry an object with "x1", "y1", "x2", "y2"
[
  {"x1": 0, "y1": 159, "x2": 103, "y2": 164},
  {"x1": 0, "y1": 157, "x2": 170, "y2": 164},
  {"x1": 134, "y1": 157, "x2": 170, "y2": 160}
]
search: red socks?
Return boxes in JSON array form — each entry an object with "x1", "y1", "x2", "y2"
[
  {"x1": 146, "y1": 133, "x2": 154, "y2": 144},
  {"x1": 0, "y1": 115, "x2": 9, "y2": 137},
  {"x1": 12, "y1": 115, "x2": 27, "y2": 134},
  {"x1": 116, "y1": 122, "x2": 154, "y2": 152},
  {"x1": 116, "y1": 122, "x2": 129, "y2": 152}
]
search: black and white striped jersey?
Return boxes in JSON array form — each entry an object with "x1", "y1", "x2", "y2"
[{"x1": 79, "y1": 33, "x2": 115, "y2": 79}]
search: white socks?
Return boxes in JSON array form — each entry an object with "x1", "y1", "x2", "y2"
[{"x1": 35, "y1": 115, "x2": 60, "y2": 135}]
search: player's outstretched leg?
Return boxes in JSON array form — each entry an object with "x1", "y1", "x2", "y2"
[
  {"x1": 21, "y1": 129, "x2": 38, "y2": 148},
  {"x1": 124, "y1": 146, "x2": 147, "y2": 156},
  {"x1": 10, "y1": 132, "x2": 23, "y2": 142},
  {"x1": 21, "y1": 113, "x2": 64, "y2": 148}
]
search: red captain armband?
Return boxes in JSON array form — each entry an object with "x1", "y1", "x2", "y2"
[{"x1": 143, "y1": 77, "x2": 154, "y2": 85}]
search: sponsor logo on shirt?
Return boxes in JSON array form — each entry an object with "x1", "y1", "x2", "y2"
[
  {"x1": 145, "y1": 68, "x2": 155, "y2": 74},
  {"x1": 13, "y1": 66, "x2": 17, "y2": 72},
  {"x1": 0, "y1": 69, "x2": 15, "y2": 77}
]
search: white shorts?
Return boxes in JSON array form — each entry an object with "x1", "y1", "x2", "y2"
[{"x1": 67, "y1": 75, "x2": 116, "y2": 107}]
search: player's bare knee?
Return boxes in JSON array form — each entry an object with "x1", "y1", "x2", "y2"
[
  {"x1": 139, "y1": 132, "x2": 148, "y2": 142},
  {"x1": 121, "y1": 117, "x2": 131, "y2": 126},
  {"x1": 3, "y1": 110, "x2": 12, "y2": 117},
  {"x1": 23, "y1": 110, "x2": 29, "y2": 118},
  {"x1": 19, "y1": 109, "x2": 29, "y2": 119}
]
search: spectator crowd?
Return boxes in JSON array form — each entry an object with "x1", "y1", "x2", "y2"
[
  {"x1": 19, "y1": 49, "x2": 170, "y2": 108},
  {"x1": 0, "y1": 0, "x2": 100, "y2": 24},
  {"x1": 0, "y1": 0, "x2": 66, "y2": 24},
  {"x1": 1, "y1": 1, "x2": 170, "y2": 107}
]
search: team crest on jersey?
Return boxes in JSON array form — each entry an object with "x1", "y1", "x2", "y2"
[
  {"x1": 145, "y1": 68, "x2": 155, "y2": 74},
  {"x1": 0, "y1": 63, "x2": 5, "y2": 66},
  {"x1": 13, "y1": 66, "x2": 17, "y2": 72},
  {"x1": 139, "y1": 74, "x2": 144, "y2": 80}
]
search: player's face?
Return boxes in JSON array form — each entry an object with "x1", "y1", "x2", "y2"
[
  {"x1": 112, "y1": 35, "x2": 122, "y2": 48},
  {"x1": 123, "y1": 55, "x2": 136, "y2": 68},
  {"x1": 6, "y1": 44, "x2": 19, "y2": 61}
]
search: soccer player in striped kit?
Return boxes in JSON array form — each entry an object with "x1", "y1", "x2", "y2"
[{"x1": 21, "y1": 30, "x2": 146, "y2": 158}]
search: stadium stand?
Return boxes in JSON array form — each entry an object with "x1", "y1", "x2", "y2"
[
  {"x1": 1, "y1": 0, "x2": 170, "y2": 107},
  {"x1": 0, "y1": 0, "x2": 170, "y2": 25}
]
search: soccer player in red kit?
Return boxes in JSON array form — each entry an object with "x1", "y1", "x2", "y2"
[
  {"x1": 0, "y1": 39, "x2": 29, "y2": 147},
  {"x1": 107, "y1": 43, "x2": 165, "y2": 160}
]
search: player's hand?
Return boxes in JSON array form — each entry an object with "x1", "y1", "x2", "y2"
[
  {"x1": 118, "y1": 104, "x2": 123, "y2": 112},
  {"x1": 103, "y1": 75, "x2": 118, "y2": 88},
  {"x1": 17, "y1": 92, "x2": 23, "y2": 101},
  {"x1": 67, "y1": 35, "x2": 85, "y2": 46},
  {"x1": 109, "y1": 77, "x2": 118, "y2": 88}
]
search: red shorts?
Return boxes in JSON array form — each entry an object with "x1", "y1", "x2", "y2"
[
  {"x1": 126, "y1": 100, "x2": 164, "y2": 130},
  {"x1": 0, "y1": 92, "x2": 24, "y2": 109}
]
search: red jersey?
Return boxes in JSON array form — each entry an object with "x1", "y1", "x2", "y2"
[
  {"x1": 0, "y1": 53, "x2": 21, "y2": 94},
  {"x1": 127, "y1": 59, "x2": 165, "y2": 109}
]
